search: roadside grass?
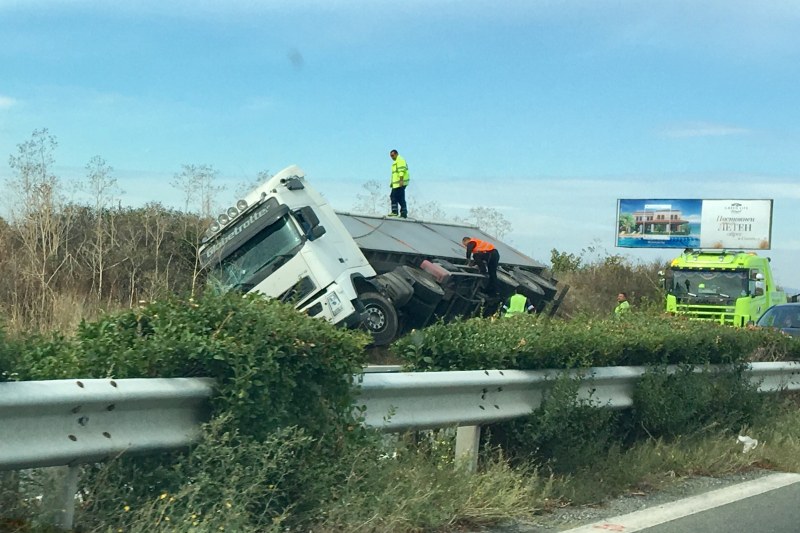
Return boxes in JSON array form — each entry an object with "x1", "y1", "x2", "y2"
[
  {"x1": 309, "y1": 433, "x2": 549, "y2": 532},
  {"x1": 293, "y1": 398, "x2": 800, "y2": 532},
  {"x1": 282, "y1": 396, "x2": 800, "y2": 532},
  {"x1": 530, "y1": 395, "x2": 800, "y2": 512}
]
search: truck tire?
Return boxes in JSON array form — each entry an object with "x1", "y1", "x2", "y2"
[
  {"x1": 495, "y1": 268, "x2": 519, "y2": 295},
  {"x1": 397, "y1": 265, "x2": 445, "y2": 306},
  {"x1": 513, "y1": 267, "x2": 557, "y2": 292},
  {"x1": 359, "y1": 292, "x2": 399, "y2": 346},
  {"x1": 511, "y1": 269, "x2": 546, "y2": 296}
]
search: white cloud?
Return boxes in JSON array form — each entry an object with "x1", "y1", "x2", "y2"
[
  {"x1": 661, "y1": 122, "x2": 751, "y2": 138},
  {"x1": 0, "y1": 95, "x2": 17, "y2": 109}
]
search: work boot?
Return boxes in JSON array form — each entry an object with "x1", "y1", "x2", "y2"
[{"x1": 386, "y1": 213, "x2": 399, "y2": 217}]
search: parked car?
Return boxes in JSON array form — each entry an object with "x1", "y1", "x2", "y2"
[{"x1": 756, "y1": 303, "x2": 800, "y2": 337}]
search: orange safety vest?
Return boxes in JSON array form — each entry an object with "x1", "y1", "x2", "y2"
[{"x1": 467, "y1": 238, "x2": 495, "y2": 253}]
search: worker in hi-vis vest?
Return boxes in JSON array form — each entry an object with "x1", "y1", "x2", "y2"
[
  {"x1": 388, "y1": 149, "x2": 409, "y2": 218},
  {"x1": 462, "y1": 236, "x2": 500, "y2": 293},
  {"x1": 614, "y1": 292, "x2": 631, "y2": 318},
  {"x1": 502, "y1": 286, "x2": 536, "y2": 317}
]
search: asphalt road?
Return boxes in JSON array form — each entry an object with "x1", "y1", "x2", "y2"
[{"x1": 561, "y1": 473, "x2": 800, "y2": 533}]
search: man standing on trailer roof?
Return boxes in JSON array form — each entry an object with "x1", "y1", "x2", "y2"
[
  {"x1": 388, "y1": 149, "x2": 409, "y2": 218},
  {"x1": 462, "y1": 236, "x2": 500, "y2": 294}
]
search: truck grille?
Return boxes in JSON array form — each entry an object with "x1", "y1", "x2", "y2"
[{"x1": 675, "y1": 304, "x2": 737, "y2": 325}]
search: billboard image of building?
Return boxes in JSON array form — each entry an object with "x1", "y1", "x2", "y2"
[{"x1": 616, "y1": 199, "x2": 773, "y2": 249}]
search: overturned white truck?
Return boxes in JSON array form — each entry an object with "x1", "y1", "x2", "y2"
[{"x1": 198, "y1": 165, "x2": 559, "y2": 345}]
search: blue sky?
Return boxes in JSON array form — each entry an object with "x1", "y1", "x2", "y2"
[{"x1": 2, "y1": 0, "x2": 800, "y2": 290}]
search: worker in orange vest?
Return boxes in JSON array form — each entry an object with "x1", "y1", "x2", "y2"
[{"x1": 462, "y1": 236, "x2": 500, "y2": 293}]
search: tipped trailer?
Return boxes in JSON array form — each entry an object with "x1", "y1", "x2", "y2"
[{"x1": 199, "y1": 165, "x2": 558, "y2": 345}]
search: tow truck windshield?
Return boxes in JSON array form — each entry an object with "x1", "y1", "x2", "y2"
[
  {"x1": 207, "y1": 215, "x2": 303, "y2": 292},
  {"x1": 670, "y1": 270, "x2": 748, "y2": 298}
]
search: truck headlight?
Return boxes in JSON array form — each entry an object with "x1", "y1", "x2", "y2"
[{"x1": 327, "y1": 292, "x2": 343, "y2": 316}]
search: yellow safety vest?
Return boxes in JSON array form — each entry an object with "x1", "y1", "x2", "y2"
[
  {"x1": 391, "y1": 155, "x2": 409, "y2": 188},
  {"x1": 505, "y1": 293, "x2": 528, "y2": 317}
]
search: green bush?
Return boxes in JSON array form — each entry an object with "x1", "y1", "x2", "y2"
[
  {"x1": 394, "y1": 310, "x2": 797, "y2": 477},
  {"x1": 6, "y1": 291, "x2": 377, "y2": 530},
  {"x1": 15, "y1": 291, "x2": 369, "y2": 439},
  {"x1": 395, "y1": 311, "x2": 800, "y2": 372},
  {"x1": 0, "y1": 321, "x2": 18, "y2": 382},
  {"x1": 79, "y1": 418, "x2": 316, "y2": 532},
  {"x1": 631, "y1": 363, "x2": 772, "y2": 439},
  {"x1": 486, "y1": 376, "x2": 619, "y2": 473}
]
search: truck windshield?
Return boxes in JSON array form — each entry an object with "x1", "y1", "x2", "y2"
[
  {"x1": 207, "y1": 215, "x2": 303, "y2": 291},
  {"x1": 671, "y1": 270, "x2": 748, "y2": 298}
]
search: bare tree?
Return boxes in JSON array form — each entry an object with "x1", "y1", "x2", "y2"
[
  {"x1": 465, "y1": 206, "x2": 512, "y2": 239},
  {"x1": 6, "y1": 129, "x2": 73, "y2": 328},
  {"x1": 409, "y1": 198, "x2": 448, "y2": 221},
  {"x1": 171, "y1": 164, "x2": 222, "y2": 218},
  {"x1": 171, "y1": 164, "x2": 224, "y2": 295},
  {"x1": 234, "y1": 169, "x2": 271, "y2": 199},
  {"x1": 83, "y1": 156, "x2": 121, "y2": 299},
  {"x1": 352, "y1": 180, "x2": 385, "y2": 215}
]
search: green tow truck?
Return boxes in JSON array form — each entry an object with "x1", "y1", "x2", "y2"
[{"x1": 663, "y1": 249, "x2": 787, "y2": 326}]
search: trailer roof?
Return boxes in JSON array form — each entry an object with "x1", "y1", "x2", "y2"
[{"x1": 337, "y1": 212, "x2": 546, "y2": 270}]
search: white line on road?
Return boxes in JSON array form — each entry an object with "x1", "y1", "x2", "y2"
[{"x1": 562, "y1": 472, "x2": 800, "y2": 532}]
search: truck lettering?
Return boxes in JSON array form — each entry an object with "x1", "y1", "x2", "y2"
[{"x1": 202, "y1": 205, "x2": 272, "y2": 259}]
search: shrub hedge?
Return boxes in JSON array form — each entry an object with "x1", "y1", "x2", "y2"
[
  {"x1": 8, "y1": 292, "x2": 369, "y2": 439},
  {"x1": 395, "y1": 311, "x2": 798, "y2": 470},
  {"x1": 394, "y1": 312, "x2": 800, "y2": 371},
  {"x1": 1, "y1": 292, "x2": 375, "y2": 530}
]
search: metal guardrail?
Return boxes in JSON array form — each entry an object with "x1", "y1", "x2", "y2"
[
  {"x1": 355, "y1": 362, "x2": 800, "y2": 431},
  {"x1": 0, "y1": 377, "x2": 214, "y2": 471},
  {"x1": 3, "y1": 363, "x2": 800, "y2": 472},
  {"x1": 2, "y1": 362, "x2": 799, "y2": 528},
  {"x1": 357, "y1": 366, "x2": 640, "y2": 431}
]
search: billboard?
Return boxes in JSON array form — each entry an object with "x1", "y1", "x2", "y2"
[{"x1": 616, "y1": 199, "x2": 773, "y2": 249}]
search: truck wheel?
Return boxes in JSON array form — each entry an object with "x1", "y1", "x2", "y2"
[
  {"x1": 397, "y1": 266, "x2": 445, "y2": 305},
  {"x1": 359, "y1": 292, "x2": 399, "y2": 346},
  {"x1": 513, "y1": 267, "x2": 557, "y2": 293},
  {"x1": 511, "y1": 269, "x2": 546, "y2": 296},
  {"x1": 495, "y1": 268, "x2": 519, "y2": 295}
]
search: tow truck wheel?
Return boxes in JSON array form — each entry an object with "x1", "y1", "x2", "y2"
[{"x1": 359, "y1": 292, "x2": 399, "y2": 346}]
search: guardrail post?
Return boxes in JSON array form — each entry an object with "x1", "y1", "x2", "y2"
[
  {"x1": 455, "y1": 425, "x2": 480, "y2": 473},
  {"x1": 53, "y1": 465, "x2": 80, "y2": 530},
  {"x1": 0, "y1": 471, "x2": 20, "y2": 516}
]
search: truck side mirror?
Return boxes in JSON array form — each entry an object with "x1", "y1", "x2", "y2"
[
  {"x1": 299, "y1": 207, "x2": 320, "y2": 228},
  {"x1": 309, "y1": 225, "x2": 326, "y2": 240},
  {"x1": 754, "y1": 286, "x2": 764, "y2": 296}
]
